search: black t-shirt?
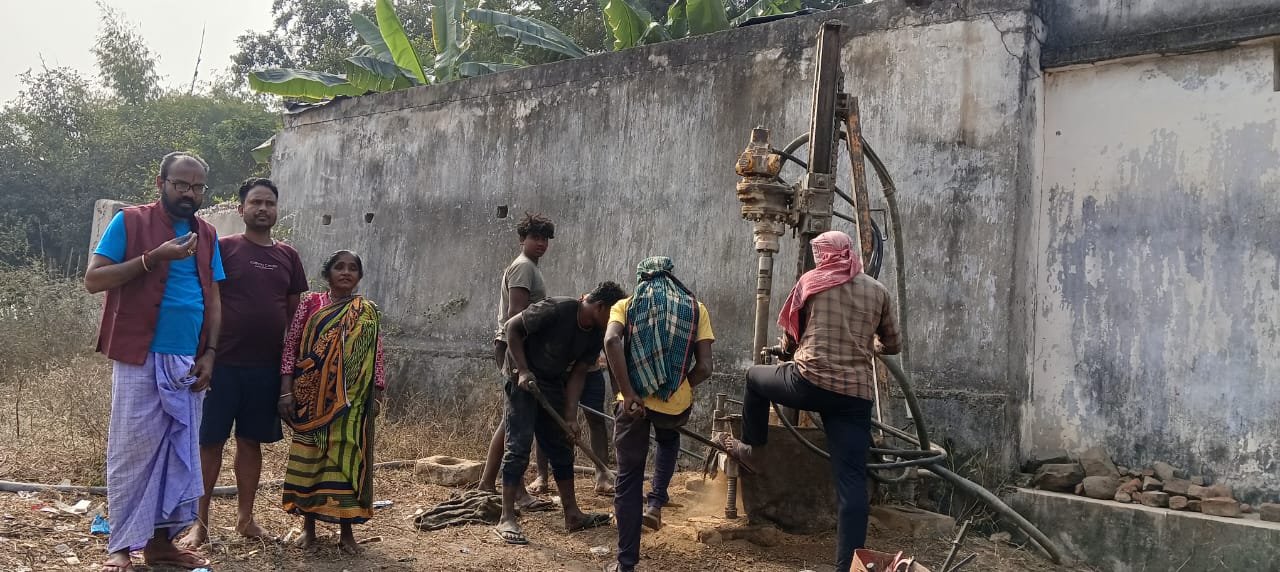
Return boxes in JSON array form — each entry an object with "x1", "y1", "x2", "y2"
[{"x1": 516, "y1": 296, "x2": 604, "y2": 385}]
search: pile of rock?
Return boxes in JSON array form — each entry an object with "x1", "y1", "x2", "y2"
[{"x1": 1024, "y1": 448, "x2": 1280, "y2": 522}]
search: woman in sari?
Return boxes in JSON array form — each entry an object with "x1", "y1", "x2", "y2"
[{"x1": 276, "y1": 250, "x2": 386, "y2": 554}]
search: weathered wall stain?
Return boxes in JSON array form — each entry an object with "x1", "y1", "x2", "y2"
[{"x1": 1032, "y1": 43, "x2": 1280, "y2": 502}]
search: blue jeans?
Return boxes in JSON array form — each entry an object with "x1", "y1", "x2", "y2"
[{"x1": 743, "y1": 363, "x2": 874, "y2": 572}]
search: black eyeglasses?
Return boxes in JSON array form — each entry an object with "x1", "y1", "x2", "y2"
[{"x1": 167, "y1": 179, "x2": 208, "y2": 194}]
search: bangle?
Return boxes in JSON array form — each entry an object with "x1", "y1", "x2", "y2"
[
  {"x1": 279, "y1": 393, "x2": 292, "y2": 398},
  {"x1": 141, "y1": 251, "x2": 152, "y2": 272}
]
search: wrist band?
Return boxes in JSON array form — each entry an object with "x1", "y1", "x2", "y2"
[
  {"x1": 141, "y1": 252, "x2": 152, "y2": 272},
  {"x1": 279, "y1": 393, "x2": 292, "y2": 398}
]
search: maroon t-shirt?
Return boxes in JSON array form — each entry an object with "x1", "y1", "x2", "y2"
[{"x1": 216, "y1": 234, "x2": 309, "y2": 367}]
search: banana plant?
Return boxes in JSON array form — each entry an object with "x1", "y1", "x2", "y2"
[
  {"x1": 600, "y1": 0, "x2": 801, "y2": 50},
  {"x1": 248, "y1": 0, "x2": 427, "y2": 100}
]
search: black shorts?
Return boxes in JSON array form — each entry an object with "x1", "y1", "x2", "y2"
[{"x1": 199, "y1": 364, "x2": 284, "y2": 445}]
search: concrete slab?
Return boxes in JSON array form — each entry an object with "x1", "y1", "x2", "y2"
[{"x1": 1004, "y1": 488, "x2": 1280, "y2": 571}]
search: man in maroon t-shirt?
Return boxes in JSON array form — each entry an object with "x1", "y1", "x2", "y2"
[{"x1": 180, "y1": 178, "x2": 308, "y2": 547}]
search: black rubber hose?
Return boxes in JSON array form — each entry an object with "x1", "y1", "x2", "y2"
[{"x1": 862, "y1": 136, "x2": 911, "y2": 371}]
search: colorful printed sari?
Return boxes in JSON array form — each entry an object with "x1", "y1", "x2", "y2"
[{"x1": 281, "y1": 293, "x2": 383, "y2": 524}]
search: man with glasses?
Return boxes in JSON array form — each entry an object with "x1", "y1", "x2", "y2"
[{"x1": 85, "y1": 151, "x2": 226, "y2": 572}]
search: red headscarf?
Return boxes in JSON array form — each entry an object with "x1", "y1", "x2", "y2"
[{"x1": 777, "y1": 231, "x2": 863, "y2": 340}]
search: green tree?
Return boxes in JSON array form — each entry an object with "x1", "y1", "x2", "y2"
[
  {"x1": 0, "y1": 8, "x2": 279, "y2": 267},
  {"x1": 92, "y1": 3, "x2": 161, "y2": 105}
]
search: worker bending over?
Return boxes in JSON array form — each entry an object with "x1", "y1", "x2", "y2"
[
  {"x1": 719, "y1": 230, "x2": 900, "y2": 572},
  {"x1": 493, "y1": 283, "x2": 628, "y2": 545}
]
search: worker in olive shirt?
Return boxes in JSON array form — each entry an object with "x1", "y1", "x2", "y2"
[{"x1": 604, "y1": 257, "x2": 714, "y2": 572}]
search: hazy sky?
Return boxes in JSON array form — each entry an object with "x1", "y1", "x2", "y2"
[{"x1": 0, "y1": 0, "x2": 277, "y2": 104}]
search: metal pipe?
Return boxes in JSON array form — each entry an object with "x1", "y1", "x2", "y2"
[{"x1": 752, "y1": 252, "x2": 774, "y2": 365}]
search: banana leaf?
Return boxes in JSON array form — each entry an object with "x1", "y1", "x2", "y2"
[
  {"x1": 459, "y1": 61, "x2": 522, "y2": 77},
  {"x1": 730, "y1": 0, "x2": 802, "y2": 27},
  {"x1": 432, "y1": 0, "x2": 466, "y2": 81},
  {"x1": 376, "y1": 0, "x2": 427, "y2": 83},
  {"x1": 247, "y1": 69, "x2": 364, "y2": 100},
  {"x1": 664, "y1": 0, "x2": 689, "y2": 39},
  {"x1": 467, "y1": 9, "x2": 588, "y2": 58},
  {"x1": 686, "y1": 0, "x2": 730, "y2": 35},
  {"x1": 345, "y1": 56, "x2": 420, "y2": 92},
  {"x1": 251, "y1": 136, "x2": 274, "y2": 164},
  {"x1": 352, "y1": 13, "x2": 393, "y2": 61},
  {"x1": 601, "y1": 0, "x2": 654, "y2": 50}
]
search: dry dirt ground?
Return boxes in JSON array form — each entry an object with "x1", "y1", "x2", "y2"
[{"x1": 0, "y1": 359, "x2": 1069, "y2": 572}]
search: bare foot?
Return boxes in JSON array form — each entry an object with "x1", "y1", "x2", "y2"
[
  {"x1": 594, "y1": 470, "x2": 616, "y2": 494},
  {"x1": 294, "y1": 529, "x2": 317, "y2": 550},
  {"x1": 528, "y1": 476, "x2": 549, "y2": 495},
  {"x1": 338, "y1": 527, "x2": 362, "y2": 555},
  {"x1": 100, "y1": 550, "x2": 133, "y2": 572},
  {"x1": 176, "y1": 523, "x2": 208, "y2": 549},
  {"x1": 142, "y1": 542, "x2": 209, "y2": 569},
  {"x1": 236, "y1": 518, "x2": 270, "y2": 539}
]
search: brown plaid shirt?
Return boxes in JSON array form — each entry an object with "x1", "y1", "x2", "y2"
[{"x1": 791, "y1": 273, "x2": 901, "y2": 400}]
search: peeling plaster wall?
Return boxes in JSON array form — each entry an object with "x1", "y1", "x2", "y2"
[
  {"x1": 1028, "y1": 44, "x2": 1280, "y2": 502},
  {"x1": 269, "y1": 0, "x2": 1043, "y2": 459}
]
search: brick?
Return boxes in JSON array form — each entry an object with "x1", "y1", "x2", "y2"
[
  {"x1": 1200, "y1": 497, "x2": 1241, "y2": 518},
  {"x1": 1081, "y1": 476, "x2": 1120, "y2": 500},
  {"x1": 1152, "y1": 461, "x2": 1178, "y2": 483},
  {"x1": 1259, "y1": 503, "x2": 1280, "y2": 522},
  {"x1": 1139, "y1": 491, "x2": 1170, "y2": 508},
  {"x1": 1142, "y1": 476, "x2": 1164, "y2": 491},
  {"x1": 1163, "y1": 478, "x2": 1191, "y2": 497},
  {"x1": 1188, "y1": 483, "x2": 1232, "y2": 500},
  {"x1": 1169, "y1": 496, "x2": 1189, "y2": 510}
]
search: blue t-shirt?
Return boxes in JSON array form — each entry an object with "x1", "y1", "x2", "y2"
[{"x1": 94, "y1": 211, "x2": 227, "y2": 356}]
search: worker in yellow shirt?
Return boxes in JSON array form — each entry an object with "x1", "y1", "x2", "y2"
[{"x1": 603, "y1": 256, "x2": 714, "y2": 572}]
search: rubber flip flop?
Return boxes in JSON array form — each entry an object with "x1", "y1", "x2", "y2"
[
  {"x1": 569, "y1": 512, "x2": 612, "y2": 532},
  {"x1": 493, "y1": 526, "x2": 529, "y2": 545},
  {"x1": 518, "y1": 497, "x2": 556, "y2": 513}
]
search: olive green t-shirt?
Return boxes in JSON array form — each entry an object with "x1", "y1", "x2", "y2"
[{"x1": 495, "y1": 253, "x2": 546, "y2": 342}]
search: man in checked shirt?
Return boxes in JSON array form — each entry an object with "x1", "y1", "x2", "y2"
[{"x1": 718, "y1": 230, "x2": 900, "y2": 572}]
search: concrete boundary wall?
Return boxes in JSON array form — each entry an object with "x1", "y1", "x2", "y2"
[{"x1": 271, "y1": 0, "x2": 1043, "y2": 463}]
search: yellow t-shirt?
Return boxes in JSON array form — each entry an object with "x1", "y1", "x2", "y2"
[{"x1": 609, "y1": 297, "x2": 715, "y2": 415}]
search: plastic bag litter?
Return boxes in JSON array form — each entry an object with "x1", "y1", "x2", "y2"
[{"x1": 90, "y1": 514, "x2": 110, "y2": 535}]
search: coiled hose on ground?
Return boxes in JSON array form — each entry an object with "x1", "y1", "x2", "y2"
[{"x1": 769, "y1": 132, "x2": 1064, "y2": 564}]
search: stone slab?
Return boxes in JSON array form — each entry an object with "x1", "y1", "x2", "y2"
[
  {"x1": 868, "y1": 505, "x2": 955, "y2": 539},
  {"x1": 414, "y1": 455, "x2": 484, "y2": 487},
  {"x1": 1004, "y1": 488, "x2": 1280, "y2": 570}
]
